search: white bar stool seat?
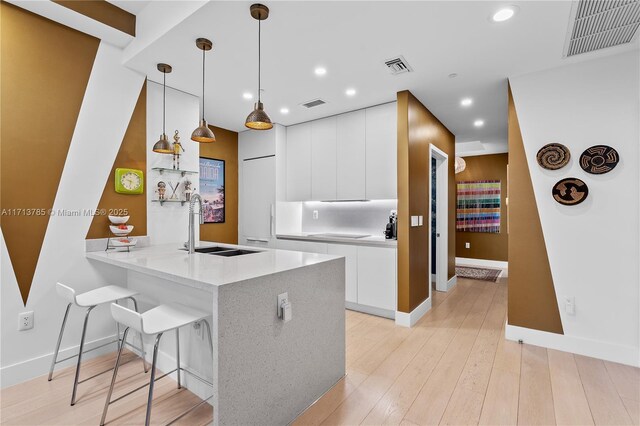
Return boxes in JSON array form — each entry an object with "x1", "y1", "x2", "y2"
[
  {"x1": 49, "y1": 282, "x2": 148, "y2": 406},
  {"x1": 101, "y1": 302, "x2": 214, "y2": 426}
]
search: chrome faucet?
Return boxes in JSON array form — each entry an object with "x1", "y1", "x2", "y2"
[{"x1": 186, "y1": 193, "x2": 204, "y2": 254}]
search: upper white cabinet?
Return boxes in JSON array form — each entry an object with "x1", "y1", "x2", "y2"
[
  {"x1": 284, "y1": 102, "x2": 396, "y2": 202},
  {"x1": 366, "y1": 103, "x2": 397, "y2": 200},
  {"x1": 311, "y1": 117, "x2": 337, "y2": 201},
  {"x1": 337, "y1": 110, "x2": 366, "y2": 200},
  {"x1": 286, "y1": 122, "x2": 312, "y2": 201}
]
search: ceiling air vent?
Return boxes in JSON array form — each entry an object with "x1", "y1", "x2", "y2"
[
  {"x1": 563, "y1": 0, "x2": 640, "y2": 57},
  {"x1": 301, "y1": 98, "x2": 326, "y2": 108},
  {"x1": 384, "y1": 55, "x2": 413, "y2": 75}
]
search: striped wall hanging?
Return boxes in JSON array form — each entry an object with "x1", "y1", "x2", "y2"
[{"x1": 456, "y1": 180, "x2": 501, "y2": 233}]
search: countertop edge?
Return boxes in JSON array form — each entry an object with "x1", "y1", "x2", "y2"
[{"x1": 276, "y1": 234, "x2": 398, "y2": 248}]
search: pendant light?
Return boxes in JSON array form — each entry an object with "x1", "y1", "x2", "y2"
[
  {"x1": 191, "y1": 38, "x2": 216, "y2": 143},
  {"x1": 245, "y1": 4, "x2": 273, "y2": 130},
  {"x1": 152, "y1": 63, "x2": 174, "y2": 154}
]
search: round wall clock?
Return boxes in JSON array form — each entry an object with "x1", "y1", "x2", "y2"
[
  {"x1": 536, "y1": 143, "x2": 571, "y2": 170},
  {"x1": 579, "y1": 145, "x2": 619, "y2": 174},
  {"x1": 115, "y1": 168, "x2": 144, "y2": 195},
  {"x1": 552, "y1": 178, "x2": 588, "y2": 206}
]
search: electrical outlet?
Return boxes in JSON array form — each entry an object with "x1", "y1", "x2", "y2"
[
  {"x1": 564, "y1": 296, "x2": 575, "y2": 315},
  {"x1": 313, "y1": 210, "x2": 319, "y2": 220},
  {"x1": 193, "y1": 321, "x2": 203, "y2": 340},
  {"x1": 19, "y1": 311, "x2": 34, "y2": 331},
  {"x1": 465, "y1": 242, "x2": 470, "y2": 249}
]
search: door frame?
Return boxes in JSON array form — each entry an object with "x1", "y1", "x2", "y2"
[{"x1": 429, "y1": 145, "x2": 449, "y2": 292}]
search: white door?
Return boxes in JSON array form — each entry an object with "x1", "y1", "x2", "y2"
[
  {"x1": 430, "y1": 145, "x2": 449, "y2": 292},
  {"x1": 365, "y1": 102, "x2": 397, "y2": 200},
  {"x1": 357, "y1": 246, "x2": 396, "y2": 311},
  {"x1": 327, "y1": 243, "x2": 358, "y2": 303},
  {"x1": 337, "y1": 110, "x2": 366, "y2": 200},
  {"x1": 311, "y1": 117, "x2": 337, "y2": 201},
  {"x1": 286, "y1": 122, "x2": 312, "y2": 201},
  {"x1": 242, "y1": 156, "x2": 275, "y2": 246}
]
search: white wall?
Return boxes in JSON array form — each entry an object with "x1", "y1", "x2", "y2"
[
  {"x1": 1, "y1": 43, "x2": 145, "y2": 386},
  {"x1": 508, "y1": 51, "x2": 640, "y2": 366},
  {"x1": 146, "y1": 81, "x2": 200, "y2": 245}
]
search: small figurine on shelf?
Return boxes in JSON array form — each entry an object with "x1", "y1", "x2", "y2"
[
  {"x1": 172, "y1": 130, "x2": 185, "y2": 170},
  {"x1": 157, "y1": 181, "x2": 167, "y2": 200},
  {"x1": 184, "y1": 179, "x2": 193, "y2": 202}
]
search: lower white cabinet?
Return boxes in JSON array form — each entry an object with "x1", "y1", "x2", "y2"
[
  {"x1": 327, "y1": 243, "x2": 358, "y2": 304},
  {"x1": 275, "y1": 239, "x2": 328, "y2": 254},
  {"x1": 356, "y1": 246, "x2": 397, "y2": 312}
]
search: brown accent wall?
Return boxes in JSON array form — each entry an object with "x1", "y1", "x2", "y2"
[
  {"x1": 455, "y1": 153, "x2": 509, "y2": 261},
  {"x1": 0, "y1": 2, "x2": 100, "y2": 305},
  {"x1": 86, "y1": 81, "x2": 147, "y2": 239},
  {"x1": 507, "y1": 85, "x2": 563, "y2": 334},
  {"x1": 397, "y1": 91, "x2": 456, "y2": 313},
  {"x1": 53, "y1": 0, "x2": 136, "y2": 36},
  {"x1": 199, "y1": 126, "x2": 238, "y2": 244}
]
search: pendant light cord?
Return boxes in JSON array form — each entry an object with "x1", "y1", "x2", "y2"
[
  {"x1": 163, "y1": 71, "x2": 166, "y2": 135},
  {"x1": 202, "y1": 47, "x2": 206, "y2": 119},
  {"x1": 258, "y1": 17, "x2": 261, "y2": 103}
]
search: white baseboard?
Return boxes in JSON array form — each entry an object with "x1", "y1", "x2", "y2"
[
  {"x1": 505, "y1": 324, "x2": 640, "y2": 367},
  {"x1": 345, "y1": 302, "x2": 395, "y2": 320},
  {"x1": 447, "y1": 275, "x2": 457, "y2": 291},
  {"x1": 0, "y1": 333, "x2": 120, "y2": 388},
  {"x1": 395, "y1": 296, "x2": 432, "y2": 328},
  {"x1": 152, "y1": 347, "x2": 214, "y2": 405},
  {"x1": 456, "y1": 257, "x2": 508, "y2": 276}
]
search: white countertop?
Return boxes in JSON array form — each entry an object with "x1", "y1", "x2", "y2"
[
  {"x1": 86, "y1": 242, "x2": 341, "y2": 291},
  {"x1": 276, "y1": 232, "x2": 397, "y2": 247}
]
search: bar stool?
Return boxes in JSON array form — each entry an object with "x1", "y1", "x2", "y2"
[
  {"x1": 49, "y1": 282, "x2": 148, "y2": 406},
  {"x1": 101, "y1": 302, "x2": 214, "y2": 426}
]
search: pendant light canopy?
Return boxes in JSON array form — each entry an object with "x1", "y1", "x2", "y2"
[
  {"x1": 245, "y1": 4, "x2": 273, "y2": 130},
  {"x1": 191, "y1": 38, "x2": 216, "y2": 143},
  {"x1": 153, "y1": 63, "x2": 174, "y2": 154}
]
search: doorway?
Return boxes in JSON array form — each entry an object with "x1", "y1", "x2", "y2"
[{"x1": 430, "y1": 145, "x2": 449, "y2": 292}]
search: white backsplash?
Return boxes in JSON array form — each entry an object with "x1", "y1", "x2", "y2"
[{"x1": 301, "y1": 200, "x2": 397, "y2": 237}]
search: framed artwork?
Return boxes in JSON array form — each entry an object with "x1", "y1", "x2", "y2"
[
  {"x1": 199, "y1": 157, "x2": 225, "y2": 223},
  {"x1": 456, "y1": 180, "x2": 501, "y2": 233}
]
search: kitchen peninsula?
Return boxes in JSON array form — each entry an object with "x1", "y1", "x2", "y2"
[{"x1": 87, "y1": 243, "x2": 345, "y2": 426}]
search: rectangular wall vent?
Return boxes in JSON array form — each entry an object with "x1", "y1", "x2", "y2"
[
  {"x1": 564, "y1": 0, "x2": 640, "y2": 57},
  {"x1": 384, "y1": 55, "x2": 413, "y2": 74},
  {"x1": 301, "y1": 98, "x2": 326, "y2": 108}
]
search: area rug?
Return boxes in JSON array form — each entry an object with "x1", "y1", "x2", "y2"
[{"x1": 455, "y1": 266, "x2": 502, "y2": 282}]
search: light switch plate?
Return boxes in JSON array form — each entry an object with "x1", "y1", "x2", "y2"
[
  {"x1": 411, "y1": 216, "x2": 419, "y2": 227},
  {"x1": 418, "y1": 216, "x2": 423, "y2": 226},
  {"x1": 465, "y1": 242, "x2": 470, "y2": 249}
]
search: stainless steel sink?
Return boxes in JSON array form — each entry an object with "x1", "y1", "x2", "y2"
[
  {"x1": 310, "y1": 233, "x2": 370, "y2": 239},
  {"x1": 209, "y1": 249, "x2": 259, "y2": 257}
]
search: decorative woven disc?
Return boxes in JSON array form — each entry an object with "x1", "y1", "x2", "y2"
[
  {"x1": 536, "y1": 143, "x2": 570, "y2": 170},
  {"x1": 552, "y1": 178, "x2": 588, "y2": 206},
  {"x1": 579, "y1": 145, "x2": 619, "y2": 174}
]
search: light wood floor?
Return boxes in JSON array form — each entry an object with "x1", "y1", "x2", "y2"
[
  {"x1": 2, "y1": 277, "x2": 639, "y2": 425},
  {"x1": 294, "y1": 278, "x2": 640, "y2": 426}
]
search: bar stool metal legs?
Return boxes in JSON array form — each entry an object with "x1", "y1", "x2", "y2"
[
  {"x1": 146, "y1": 333, "x2": 163, "y2": 426},
  {"x1": 48, "y1": 303, "x2": 71, "y2": 381},
  {"x1": 71, "y1": 305, "x2": 95, "y2": 405}
]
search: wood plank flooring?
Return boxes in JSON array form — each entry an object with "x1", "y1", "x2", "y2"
[{"x1": 2, "y1": 276, "x2": 638, "y2": 425}]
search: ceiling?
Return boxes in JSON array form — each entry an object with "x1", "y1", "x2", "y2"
[
  {"x1": 109, "y1": 0, "x2": 151, "y2": 15},
  {"x1": 123, "y1": 1, "x2": 639, "y2": 148}
]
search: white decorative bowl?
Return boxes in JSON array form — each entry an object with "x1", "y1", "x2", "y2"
[
  {"x1": 109, "y1": 215, "x2": 130, "y2": 224},
  {"x1": 110, "y1": 225, "x2": 134, "y2": 236},
  {"x1": 110, "y1": 237, "x2": 137, "y2": 247}
]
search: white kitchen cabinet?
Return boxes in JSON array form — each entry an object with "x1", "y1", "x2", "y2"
[
  {"x1": 327, "y1": 243, "x2": 358, "y2": 303},
  {"x1": 241, "y1": 156, "x2": 276, "y2": 247},
  {"x1": 286, "y1": 122, "x2": 312, "y2": 201},
  {"x1": 357, "y1": 246, "x2": 396, "y2": 312},
  {"x1": 336, "y1": 110, "x2": 366, "y2": 200},
  {"x1": 311, "y1": 117, "x2": 337, "y2": 201},
  {"x1": 366, "y1": 102, "x2": 397, "y2": 200},
  {"x1": 275, "y1": 238, "x2": 327, "y2": 254}
]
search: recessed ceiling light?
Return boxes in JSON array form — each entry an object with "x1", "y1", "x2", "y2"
[
  {"x1": 474, "y1": 119, "x2": 485, "y2": 127},
  {"x1": 461, "y1": 98, "x2": 473, "y2": 107},
  {"x1": 492, "y1": 7, "x2": 517, "y2": 22},
  {"x1": 345, "y1": 88, "x2": 356, "y2": 97},
  {"x1": 448, "y1": 73, "x2": 458, "y2": 78},
  {"x1": 243, "y1": 92, "x2": 253, "y2": 100},
  {"x1": 280, "y1": 107, "x2": 289, "y2": 114},
  {"x1": 314, "y1": 67, "x2": 327, "y2": 76}
]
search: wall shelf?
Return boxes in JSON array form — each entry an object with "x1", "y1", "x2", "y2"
[
  {"x1": 151, "y1": 167, "x2": 197, "y2": 177},
  {"x1": 152, "y1": 199, "x2": 186, "y2": 206}
]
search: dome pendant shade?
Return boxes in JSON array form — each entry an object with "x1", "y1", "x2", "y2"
[
  {"x1": 454, "y1": 156, "x2": 467, "y2": 174},
  {"x1": 191, "y1": 119, "x2": 216, "y2": 143},
  {"x1": 245, "y1": 101, "x2": 273, "y2": 130},
  {"x1": 153, "y1": 133, "x2": 173, "y2": 153}
]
